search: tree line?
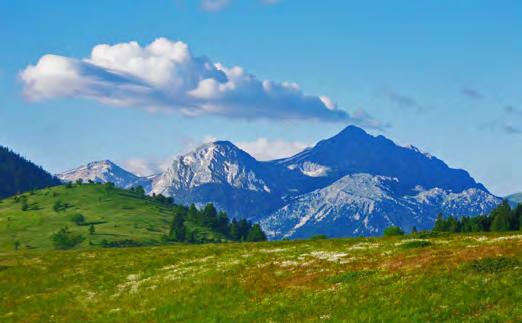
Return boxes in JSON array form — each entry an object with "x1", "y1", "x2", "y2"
[
  {"x1": 166, "y1": 203, "x2": 267, "y2": 243},
  {"x1": 0, "y1": 145, "x2": 61, "y2": 199},
  {"x1": 434, "y1": 201, "x2": 521, "y2": 233}
]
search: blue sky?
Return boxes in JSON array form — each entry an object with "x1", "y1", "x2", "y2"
[{"x1": 0, "y1": 0, "x2": 521, "y2": 196}]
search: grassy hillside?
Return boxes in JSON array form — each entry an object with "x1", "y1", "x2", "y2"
[
  {"x1": 0, "y1": 232, "x2": 521, "y2": 322},
  {"x1": 0, "y1": 183, "x2": 227, "y2": 251}
]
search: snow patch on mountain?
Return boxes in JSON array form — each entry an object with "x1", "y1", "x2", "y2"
[
  {"x1": 57, "y1": 160, "x2": 151, "y2": 190},
  {"x1": 261, "y1": 173, "x2": 500, "y2": 240},
  {"x1": 151, "y1": 141, "x2": 271, "y2": 196},
  {"x1": 286, "y1": 161, "x2": 330, "y2": 177}
]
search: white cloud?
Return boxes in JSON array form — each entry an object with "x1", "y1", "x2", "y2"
[
  {"x1": 20, "y1": 37, "x2": 383, "y2": 127},
  {"x1": 119, "y1": 156, "x2": 174, "y2": 177},
  {"x1": 236, "y1": 138, "x2": 310, "y2": 160}
]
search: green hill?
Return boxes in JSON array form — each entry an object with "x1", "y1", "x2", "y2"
[
  {"x1": 0, "y1": 183, "x2": 248, "y2": 251},
  {"x1": 0, "y1": 232, "x2": 520, "y2": 321}
]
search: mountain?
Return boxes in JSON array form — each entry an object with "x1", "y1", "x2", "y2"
[
  {"x1": 59, "y1": 125, "x2": 500, "y2": 239},
  {"x1": 272, "y1": 125, "x2": 487, "y2": 195},
  {"x1": 150, "y1": 141, "x2": 303, "y2": 219},
  {"x1": 57, "y1": 160, "x2": 151, "y2": 191},
  {"x1": 0, "y1": 146, "x2": 60, "y2": 199},
  {"x1": 261, "y1": 174, "x2": 500, "y2": 239},
  {"x1": 506, "y1": 193, "x2": 522, "y2": 208},
  {"x1": 260, "y1": 126, "x2": 499, "y2": 238}
]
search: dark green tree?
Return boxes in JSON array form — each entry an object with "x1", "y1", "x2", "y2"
[
  {"x1": 104, "y1": 182, "x2": 115, "y2": 191},
  {"x1": 446, "y1": 216, "x2": 461, "y2": 232},
  {"x1": 70, "y1": 213, "x2": 85, "y2": 225},
  {"x1": 229, "y1": 219, "x2": 240, "y2": 241},
  {"x1": 169, "y1": 211, "x2": 186, "y2": 242},
  {"x1": 237, "y1": 219, "x2": 251, "y2": 241},
  {"x1": 187, "y1": 204, "x2": 198, "y2": 222},
  {"x1": 433, "y1": 213, "x2": 445, "y2": 231},
  {"x1": 202, "y1": 204, "x2": 218, "y2": 228},
  {"x1": 21, "y1": 199, "x2": 29, "y2": 211},
  {"x1": 383, "y1": 226, "x2": 404, "y2": 236},
  {"x1": 490, "y1": 201, "x2": 512, "y2": 232},
  {"x1": 89, "y1": 224, "x2": 96, "y2": 235},
  {"x1": 246, "y1": 224, "x2": 267, "y2": 242},
  {"x1": 53, "y1": 200, "x2": 63, "y2": 212},
  {"x1": 51, "y1": 227, "x2": 85, "y2": 249}
]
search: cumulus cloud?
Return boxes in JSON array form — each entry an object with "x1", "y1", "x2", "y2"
[
  {"x1": 20, "y1": 38, "x2": 382, "y2": 126},
  {"x1": 236, "y1": 138, "x2": 309, "y2": 160}
]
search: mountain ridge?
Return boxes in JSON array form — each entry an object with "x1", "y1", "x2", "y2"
[{"x1": 56, "y1": 125, "x2": 499, "y2": 238}]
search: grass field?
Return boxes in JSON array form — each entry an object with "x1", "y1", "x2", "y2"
[
  {"x1": 0, "y1": 232, "x2": 520, "y2": 322},
  {"x1": 0, "y1": 184, "x2": 225, "y2": 251}
]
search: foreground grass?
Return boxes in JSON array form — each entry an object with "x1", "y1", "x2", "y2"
[{"x1": 1, "y1": 232, "x2": 521, "y2": 322}]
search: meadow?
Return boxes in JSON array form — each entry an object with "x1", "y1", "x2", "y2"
[
  {"x1": 1, "y1": 232, "x2": 520, "y2": 322},
  {"x1": 0, "y1": 184, "x2": 227, "y2": 251}
]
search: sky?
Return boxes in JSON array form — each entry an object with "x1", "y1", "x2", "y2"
[{"x1": 0, "y1": 0, "x2": 521, "y2": 196}]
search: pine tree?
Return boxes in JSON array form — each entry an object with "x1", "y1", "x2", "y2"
[
  {"x1": 433, "y1": 213, "x2": 445, "y2": 231},
  {"x1": 202, "y1": 204, "x2": 218, "y2": 228},
  {"x1": 169, "y1": 211, "x2": 186, "y2": 242},
  {"x1": 229, "y1": 219, "x2": 240, "y2": 241},
  {"x1": 187, "y1": 204, "x2": 198, "y2": 222},
  {"x1": 246, "y1": 224, "x2": 267, "y2": 242},
  {"x1": 490, "y1": 201, "x2": 512, "y2": 232},
  {"x1": 89, "y1": 224, "x2": 95, "y2": 235}
]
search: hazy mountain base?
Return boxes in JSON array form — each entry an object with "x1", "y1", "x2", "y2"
[{"x1": 0, "y1": 233, "x2": 520, "y2": 322}]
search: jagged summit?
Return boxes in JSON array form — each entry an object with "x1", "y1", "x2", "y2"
[
  {"x1": 275, "y1": 125, "x2": 487, "y2": 194},
  {"x1": 57, "y1": 160, "x2": 148, "y2": 189},
  {"x1": 151, "y1": 140, "x2": 271, "y2": 195}
]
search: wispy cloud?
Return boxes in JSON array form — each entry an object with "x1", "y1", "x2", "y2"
[
  {"x1": 199, "y1": 0, "x2": 280, "y2": 12},
  {"x1": 201, "y1": 0, "x2": 230, "y2": 12},
  {"x1": 236, "y1": 138, "x2": 309, "y2": 160},
  {"x1": 20, "y1": 38, "x2": 382, "y2": 127},
  {"x1": 460, "y1": 87, "x2": 483, "y2": 100},
  {"x1": 481, "y1": 104, "x2": 522, "y2": 135},
  {"x1": 377, "y1": 87, "x2": 424, "y2": 113}
]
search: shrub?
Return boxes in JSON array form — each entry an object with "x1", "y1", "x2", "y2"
[
  {"x1": 70, "y1": 213, "x2": 85, "y2": 225},
  {"x1": 309, "y1": 234, "x2": 329, "y2": 240},
  {"x1": 383, "y1": 226, "x2": 404, "y2": 236},
  {"x1": 466, "y1": 257, "x2": 520, "y2": 273},
  {"x1": 51, "y1": 227, "x2": 85, "y2": 249},
  {"x1": 21, "y1": 200, "x2": 29, "y2": 211},
  {"x1": 401, "y1": 240, "x2": 432, "y2": 249}
]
